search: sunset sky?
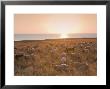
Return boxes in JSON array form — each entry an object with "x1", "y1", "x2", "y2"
[{"x1": 14, "y1": 14, "x2": 97, "y2": 34}]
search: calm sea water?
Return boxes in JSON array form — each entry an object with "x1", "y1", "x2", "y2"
[{"x1": 14, "y1": 34, "x2": 97, "y2": 41}]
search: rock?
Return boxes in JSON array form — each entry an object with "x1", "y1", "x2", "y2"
[
  {"x1": 61, "y1": 57, "x2": 66, "y2": 64},
  {"x1": 54, "y1": 64, "x2": 68, "y2": 71},
  {"x1": 15, "y1": 52, "x2": 24, "y2": 59},
  {"x1": 75, "y1": 63, "x2": 89, "y2": 72},
  {"x1": 86, "y1": 57, "x2": 97, "y2": 64}
]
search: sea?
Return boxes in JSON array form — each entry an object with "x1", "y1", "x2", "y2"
[{"x1": 14, "y1": 33, "x2": 97, "y2": 41}]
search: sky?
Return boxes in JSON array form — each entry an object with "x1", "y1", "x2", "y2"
[{"x1": 14, "y1": 14, "x2": 97, "y2": 34}]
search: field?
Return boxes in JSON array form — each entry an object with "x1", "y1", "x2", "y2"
[{"x1": 14, "y1": 38, "x2": 97, "y2": 76}]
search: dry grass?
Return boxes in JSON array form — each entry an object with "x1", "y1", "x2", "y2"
[{"x1": 14, "y1": 38, "x2": 97, "y2": 76}]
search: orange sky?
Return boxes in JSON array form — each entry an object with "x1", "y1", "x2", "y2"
[{"x1": 14, "y1": 14, "x2": 97, "y2": 34}]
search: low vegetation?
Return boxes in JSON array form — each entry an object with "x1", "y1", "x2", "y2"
[{"x1": 14, "y1": 38, "x2": 97, "y2": 76}]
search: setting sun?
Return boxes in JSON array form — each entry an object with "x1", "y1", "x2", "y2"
[{"x1": 60, "y1": 34, "x2": 68, "y2": 38}]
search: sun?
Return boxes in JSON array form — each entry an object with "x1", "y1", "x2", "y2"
[{"x1": 60, "y1": 34, "x2": 68, "y2": 38}]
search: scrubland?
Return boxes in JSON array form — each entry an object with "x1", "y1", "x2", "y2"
[{"x1": 14, "y1": 38, "x2": 97, "y2": 76}]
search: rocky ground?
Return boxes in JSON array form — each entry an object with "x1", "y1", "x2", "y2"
[{"x1": 14, "y1": 38, "x2": 97, "y2": 76}]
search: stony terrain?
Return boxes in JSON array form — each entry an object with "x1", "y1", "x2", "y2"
[{"x1": 14, "y1": 38, "x2": 97, "y2": 76}]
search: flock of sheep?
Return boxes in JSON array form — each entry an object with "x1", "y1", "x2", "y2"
[{"x1": 14, "y1": 39, "x2": 97, "y2": 76}]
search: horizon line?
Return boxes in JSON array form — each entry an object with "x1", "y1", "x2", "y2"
[{"x1": 15, "y1": 33, "x2": 97, "y2": 35}]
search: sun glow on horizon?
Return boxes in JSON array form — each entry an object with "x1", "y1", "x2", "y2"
[{"x1": 60, "y1": 34, "x2": 68, "y2": 38}]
